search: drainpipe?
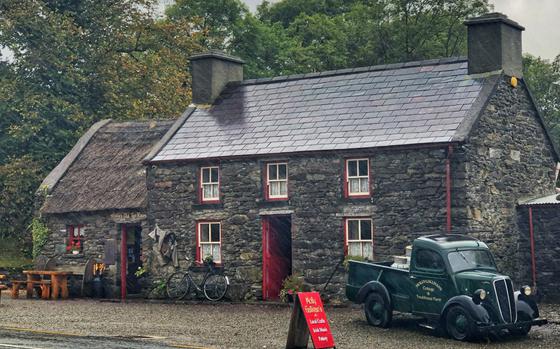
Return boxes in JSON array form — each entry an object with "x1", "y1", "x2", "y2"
[
  {"x1": 121, "y1": 224, "x2": 127, "y2": 301},
  {"x1": 528, "y1": 207, "x2": 537, "y2": 289},
  {"x1": 446, "y1": 144, "x2": 453, "y2": 234}
]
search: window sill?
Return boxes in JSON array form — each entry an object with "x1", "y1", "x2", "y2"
[
  {"x1": 344, "y1": 195, "x2": 372, "y2": 202},
  {"x1": 191, "y1": 263, "x2": 223, "y2": 270},
  {"x1": 63, "y1": 253, "x2": 84, "y2": 259}
]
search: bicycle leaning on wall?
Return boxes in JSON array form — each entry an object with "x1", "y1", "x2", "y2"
[{"x1": 166, "y1": 256, "x2": 229, "y2": 301}]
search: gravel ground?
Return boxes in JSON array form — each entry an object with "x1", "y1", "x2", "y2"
[{"x1": 0, "y1": 292, "x2": 559, "y2": 348}]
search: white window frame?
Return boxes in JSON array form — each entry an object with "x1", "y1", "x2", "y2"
[
  {"x1": 345, "y1": 218, "x2": 373, "y2": 259},
  {"x1": 346, "y1": 158, "x2": 370, "y2": 197},
  {"x1": 200, "y1": 166, "x2": 220, "y2": 202},
  {"x1": 198, "y1": 222, "x2": 221, "y2": 263},
  {"x1": 267, "y1": 162, "x2": 288, "y2": 199}
]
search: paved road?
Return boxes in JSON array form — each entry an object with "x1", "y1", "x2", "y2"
[{"x1": 0, "y1": 329, "x2": 205, "y2": 349}]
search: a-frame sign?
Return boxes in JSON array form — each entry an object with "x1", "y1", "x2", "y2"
[{"x1": 286, "y1": 292, "x2": 336, "y2": 349}]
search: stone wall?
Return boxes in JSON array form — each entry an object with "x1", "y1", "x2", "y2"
[
  {"x1": 517, "y1": 206, "x2": 560, "y2": 300},
  {"x1": 40, "y1": 210, "x2": 150, "y2": 298},
  {"x1": 456, "y1": 76, "x2": 557, "y2": 281},
  {"x1": 147, "y1": 146, "x2": 450, "y2": 300}
]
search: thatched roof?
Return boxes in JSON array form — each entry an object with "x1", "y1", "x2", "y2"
[{"x1": 41, "y1": 120, "x2": 173, "y2": 214}]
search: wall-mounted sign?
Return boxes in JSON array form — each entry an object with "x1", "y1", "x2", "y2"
[
  {"x1": 110, "y1": 212, "x2": 146, "y2": 223},
  {"x1": 286, "y1": 292, "x2": 335, "y2": 349}
]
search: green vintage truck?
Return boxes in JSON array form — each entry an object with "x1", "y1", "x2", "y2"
[{"x1": 346, "y1": 234, "x2": 547, "y2": 341}]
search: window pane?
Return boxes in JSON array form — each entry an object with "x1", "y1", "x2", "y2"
[
  {"x1": 211, "y1": 168, "x2": 219, "y2": 182},
  {"x1": 211, "y1": 184, "x2": 219, "y2": 198},
  {"x1": 203, "y1": 185, "x2": 212, "y2": 199},
  {"x1": 73, "y1": 227, "x2": 79, "y2": 237},
  {"x1": 212, "y1": 245, "x2": 221, "y2": 262},
  {"x1": 278, "y1": 164, "x2": 287, "y2": 179},
  {"x1": 348, "y1": 160, "x2": 358, "y2": 177},
  {"x1": 79, "y1": 227, "x2": 85, "y2": 237},
  {"x1": 347, "y1": 220, "x2": 359, "y2": 240},
  {"x1": 349, "y1": 178, "x2": 360, "y2": 193},
  {"x1": 279, "y1": 181, "x2": 287, "y2": 196},
  {"x1": 360, "y1": 220, "x2": 372, "y2": 240},
  {"x1": 211, "y1": 224, "x2": 220, "y2": 242},
  {"x1": 348, "y1": 242, "x2": 361, "y2": 257},
  {"x1": 416, "y1": 249, "x2": 444, "y2": 270},
  {"x1": 201, "y1": 224, "x2": 210, "y2": 242},
  {"x1": 358, "y1": 160, "x2": 368, "y2": 176},
  {"x1": 363, "y1": 242, "x2": 373, "y2": 260},
  {"x1": 269, "y1": 164, "x2": 278, "y2": 180},
  {"x1": 270, "y1": 182, "x2": 279, "y2": 196},
  {"x1": 202, "y1": 244, "x2": 211, "y2": 260},
  {"x1": 202, "y1": 168, "x2": 210, "y2": 183},
  {"x1": 359, "y1": 178, "x2": 369, "y2": 193}
]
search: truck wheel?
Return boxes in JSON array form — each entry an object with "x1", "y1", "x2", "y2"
[
  {"x1": 445, "y1": 306, "x2": 475, "y2": 341},
  {"x1": 364, "y1": 292, "x2": 392, "y2": 328},
  {"x1": 510, "y1": 313, "x2": 531, "y2": 336}
]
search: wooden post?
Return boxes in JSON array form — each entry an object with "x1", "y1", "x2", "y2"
[
  {"x1": 528, "y1": 207, "x2": 537, "y2": 289},
  {"x1": 121, "y1": 224, "x2": 127, "y2": 301}
]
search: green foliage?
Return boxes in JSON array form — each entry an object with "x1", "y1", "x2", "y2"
[
  {"x1": 30, "y1": 217, "x2": 50, "y2": 258},
  {"x1": 343, "y1": 255, "x2": 367, "y2": 271},
  {"x1": 0, "y1": 0, "x2": 199, "y2": 242},
  {"x1": 279, "y1": 273, "x2": 304, "y2": 302},
  {"x1": 523, "y1": 54, "x2": 560, "y2": 146}
]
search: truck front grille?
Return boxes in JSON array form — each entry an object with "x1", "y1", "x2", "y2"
[{"x1": 493, "y1": 278, "x2": 517, "y2": 323}]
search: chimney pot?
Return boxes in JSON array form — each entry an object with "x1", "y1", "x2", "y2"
[
  {"x1": 464, "y1": 12, "x2": 525, "y2": 77},
  {"x1": 189, "y1": 50, "x2": 244, "y2": 105}
]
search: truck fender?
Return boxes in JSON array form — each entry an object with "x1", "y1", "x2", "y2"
[
  {"x1": 515, "y1": 291, "x2": 539, "y2": 319},
  {"x1": 356, "y1": 281, "x2": 391, "y2": 308},
  {"x1": 442, "y1": 295, "x2": 490, "y2": 325}
]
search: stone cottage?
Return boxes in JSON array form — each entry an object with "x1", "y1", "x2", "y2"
[
  {"x1": 144, "y1": 12, "x2": 559, "y2": 301},
  {"x1": 38, "y1": 120, "x2": 173, "y2": 298}
]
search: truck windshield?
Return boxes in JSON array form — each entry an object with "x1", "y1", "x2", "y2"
[{"x1": 448, "y1": 250, "x2": 496, "y2": 272}]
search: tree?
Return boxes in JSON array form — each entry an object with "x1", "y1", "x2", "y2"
[
  {"x1": 0, "y1": 0, "x2": 199, "y2": 241},
  {"x1": 524, "y1": 54, "x2": 560, "y2": 145}
]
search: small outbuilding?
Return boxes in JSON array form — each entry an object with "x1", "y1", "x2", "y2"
[{"x1": 37, "y1": 120, "x2": 173, "y2": 298}]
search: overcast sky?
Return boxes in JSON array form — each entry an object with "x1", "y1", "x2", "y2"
[{"x1": 242, "y1": 0, "x2": 560, "y2": 60}]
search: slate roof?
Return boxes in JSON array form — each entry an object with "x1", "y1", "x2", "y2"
[
  {"x1": 151, "y1": 57, "x2": 496, "y2": 162},
  {"x1": 42, "y1": 120, "x2": 173, "y2": 214}
]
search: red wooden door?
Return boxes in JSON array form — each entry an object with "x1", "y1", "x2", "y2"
[{"x1": 262, "y1": 216, "x2": 292, "y2": 300}]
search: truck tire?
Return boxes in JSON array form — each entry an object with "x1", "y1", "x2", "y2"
[
  {"x1": 445, "y1": 305, "x2": 475, "y2": 341},
  {"x1": 510, "y1": 312, "x2": 531, "y2": 336},
  {"x1": 364, "y1": 292, "x2": 392, "y2": 328}
]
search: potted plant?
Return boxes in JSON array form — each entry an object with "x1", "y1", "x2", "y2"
[
  {"x1": 279, "y1": 274, "x2": 304, "y2": 303},
  {"x1": 66, "y1": 241, "x2": 81, "y2": 255}
]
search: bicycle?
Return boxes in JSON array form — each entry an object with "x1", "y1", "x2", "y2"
[{"x1": 166, "y1": 257, "x2": 229, "y2": 301}]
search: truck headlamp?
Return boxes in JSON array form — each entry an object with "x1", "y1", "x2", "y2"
[
  {"x1": 472, "y1": 289, "x2": 486, "y2": 304},
  {"x1": 521, "y1": 285, "x2": 532, "y2": 296}
]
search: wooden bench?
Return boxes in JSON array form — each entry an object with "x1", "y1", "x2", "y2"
[{"x1": 11, "y1": 280, "x2": 52, "y2": 300}]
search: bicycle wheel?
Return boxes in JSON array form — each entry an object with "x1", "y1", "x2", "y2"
[
  {"x1": 166, "y1": 272, "x2": 190, "y2": 300},
  {"x1": 203, "y1": 274, "x2": 229, "y2": 301}
]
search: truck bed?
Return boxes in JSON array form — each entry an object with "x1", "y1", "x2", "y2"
[{"x1": 346, "y1": 260, "x2": 413, "y2": 313}]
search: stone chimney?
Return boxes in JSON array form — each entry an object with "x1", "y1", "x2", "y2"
[
  {"x1": 464, "y1": 12, "x2": 525, "y2": 77},
  {"x1": 189, "y1": 50, "x2": 244, "y2": 105}
]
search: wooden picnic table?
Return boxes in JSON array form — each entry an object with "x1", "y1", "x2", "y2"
[{"x1": 23, "y1": 270, "x2": 73, "y2": 300}]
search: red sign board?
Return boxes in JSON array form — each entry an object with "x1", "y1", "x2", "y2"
[{"x1": 286, "y1": 292, "x2": 335, "y2": 349}]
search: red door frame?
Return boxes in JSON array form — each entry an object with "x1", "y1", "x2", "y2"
[{"x1": 262, "y1": 215, "x2": 292, "y2": 301}]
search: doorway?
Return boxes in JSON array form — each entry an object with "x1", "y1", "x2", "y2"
[
  {"x1": 262, "y1": 215, "x2": 292, "y2": 300},
  {"x1": 120, "y1": 224, "x2": 143, "y2": 297}
]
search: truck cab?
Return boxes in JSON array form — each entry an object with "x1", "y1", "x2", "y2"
[{"x1": 346, "y1": 234, "x2": 547, "y2": 341}]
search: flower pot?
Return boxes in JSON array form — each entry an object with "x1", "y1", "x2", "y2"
[{"x1": 72, "y1": 250, "x2": 80, "y2": 255}]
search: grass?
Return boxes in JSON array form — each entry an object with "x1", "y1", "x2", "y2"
[{"x1": 0, "y1": 237, "x2": 32, "y2": 268}]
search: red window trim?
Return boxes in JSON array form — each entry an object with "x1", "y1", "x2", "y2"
[
  {"x1": 67, "y1": 224, "x2": 84, "y2": 253},
  {"x1": 264, "y1": 162, "x2": 289, "y2": 201},
  {"x1": 199, "y1": 165, "x2": 221, "y2": 204},
  {"x1": 344, "y1": 158, "x2": 371, "y2": 199},
  {"x1": 195, "y1": 220, "x2": 222, "y2": 266},
  {"x1": 343, "y1": 217, "x2": 374, "y2": 258}
]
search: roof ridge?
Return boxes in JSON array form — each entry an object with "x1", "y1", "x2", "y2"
[{"x1": 237, "y1": 56, "x2": 467, "y2": 86}]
